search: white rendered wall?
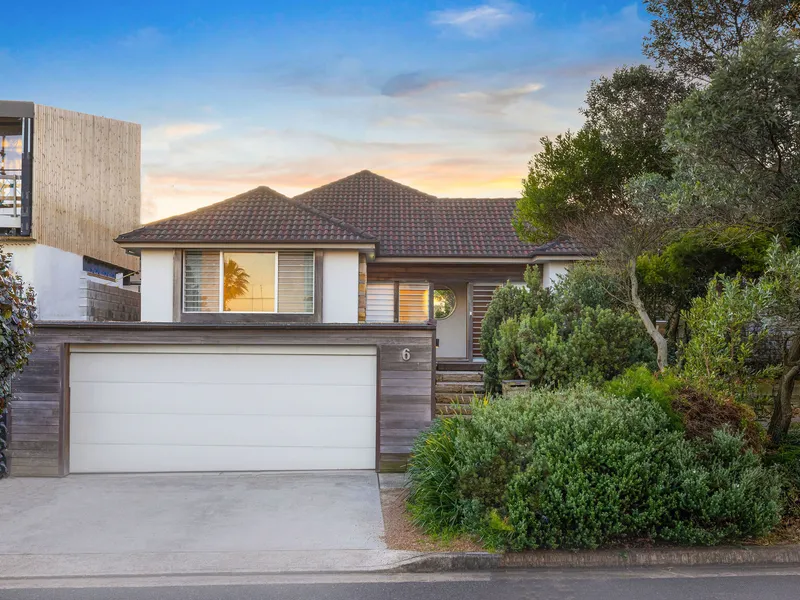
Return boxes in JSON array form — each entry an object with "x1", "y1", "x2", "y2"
[
  {"x1": 8, "y1": 243, "x2": 85, "y2": 320},
  {"x1": 322, "y1": 251, "x2": 359, "y2": 323},
  {"x1": 542, "y1": 261, "x2": 573, "y2": 289},
  {"x1": 140, "y1": 250, "x2": 175, "y2": 322}
]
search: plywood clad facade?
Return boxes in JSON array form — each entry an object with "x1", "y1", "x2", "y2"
[
  {"x1": 8, "y1": 323, "x2": 435, "y2": 476},
  {"x1": 32, "y1": 105, "x2": 140, "y2": 271}
]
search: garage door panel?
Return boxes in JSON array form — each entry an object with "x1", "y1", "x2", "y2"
[
  {"x1": 70, "y1": 382, "x2": 376, "y2": 417},
  {"x1": 70, "y1": 353, "x2": 376, "y2": 386},
  {"x1": 69, "y1": 346, "x2": 378, "y2": 473},
  {"x1": 71, "y1": 413, "x2": 376, "y2": 448},
  {"x1": 70, "y1": 445, "x2": 376, "y2": 474}
]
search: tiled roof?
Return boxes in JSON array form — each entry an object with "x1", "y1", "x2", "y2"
[
  {"x1": 117, "y1": 171, "x2": 588, "y2": 258},
  {"x1": 115, "y1": 186, "x2": 376, "y2": 244},
  {"x1": 296, "y1": 171, "x2": 546, "y2": 258}
]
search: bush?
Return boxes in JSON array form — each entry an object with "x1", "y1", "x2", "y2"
[
  {"x1": 407, "y1": 416, "x2": 464, "y2": 532},
  {"x1": 765, "y1": 427, "x2": 800, "y2": 517},
  {"x1": 671, "y1": 386, "x2": 764, "y2": 451},
  {"x1": 604, "y1": 365, "x2": 684, "y2": 430},
  {"x1": 680, "y1": 274, "x2": 770, "y2": 397},
  {"x1": 408, "y1": 387, "x2": 782, "y2": 550},
  {"x1": 496, "y1": 306, "x2": 657, "y2": 389}
]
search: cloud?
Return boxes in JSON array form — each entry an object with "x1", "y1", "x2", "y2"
[
  {"x1": 430, "y1": 1, "x2": 529, "y2": 38},
  {"x1": 119, "y1": 27, "x2": 165, "y2": 49},
  {"x1": 456, "y1": 82, "x2": 543, "y2": 110},
  {"x1": 381, "y1": 72, "x2": 451, "y2": 97}
]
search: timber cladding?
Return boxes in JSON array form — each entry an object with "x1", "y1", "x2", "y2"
[
  {"x1": 32, "y1": 104, "x2": 141, "y2": 271},
  {"x1": 8, "y1": 322, "x2": 436, "y2": 477}
]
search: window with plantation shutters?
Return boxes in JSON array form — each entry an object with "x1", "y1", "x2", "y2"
[
  {"x1": 398, "y1": 282, "x2": 430, "y2": 323},
  {"x1": 366, "y1": 282, "x2": 394, "y2": 323},
  {"x1": 182, "y1": 250, "x2": 315, "y2": 314},
  {"x1": 277, "y1": 251, "x2": 314, "y2": 313},
  {"x1": 183, "y1": 250, "x2": 220, "y2": 312}
]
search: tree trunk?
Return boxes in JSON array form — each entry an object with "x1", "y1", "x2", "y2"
[
  {"x1": 628, "y1": 258, "x2": 669, "y2": 371},
  {"x1": 768, "y1": 333, "x2": 800, "y2": 444}
]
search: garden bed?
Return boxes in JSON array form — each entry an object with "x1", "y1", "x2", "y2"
[{"x1": 380, "y1": 489, "x2": 483, "y2": 552}]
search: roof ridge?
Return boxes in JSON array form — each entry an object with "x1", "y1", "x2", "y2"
[
  {"x1": 294, "y1": 169, "x2": 437, "y2": 201},
  {"x1": 118, "y1": 186, "x2": 290, "y2": 236},
  {"x1": 288, "y1": 197, "x2": 377, "y2": 242}
]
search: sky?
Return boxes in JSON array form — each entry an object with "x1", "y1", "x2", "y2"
[{"x1": 2, "y1": 1, "x2": 652, "y2": 222}]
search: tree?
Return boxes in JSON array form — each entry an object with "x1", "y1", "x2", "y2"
[
  {"x1": 665, "y1": 29, "x2": 800, "y2": 231},
  {"x1": 637, "y1": 227, "x2": 772, "y2": 347},
  {"x1": 761, "y1": 242, "x2": 800, "y2": 442},
  {"x1": 644, "y1": 0, "x2": 800, "y2": 81},
  {"x1": 582, "y1": 65, "x2": 693, "y2": 175},
  {"x1": 664, "y1": 30, "x2": 800, "y2": 440},
  {"x1": 223, "y1": 258, "x2": 250, "y2": 310},
  {"x1": 0, "y1": 248, "x2": 36, "y2": 476}
]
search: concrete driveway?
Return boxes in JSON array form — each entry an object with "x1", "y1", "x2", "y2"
[{"x1": 0, "y1": 471, "x2": 386, "y2": 554}]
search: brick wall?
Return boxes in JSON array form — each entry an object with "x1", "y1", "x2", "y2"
[{"x1": 81, "y1": 280, "x2": 140, "y2": 322}]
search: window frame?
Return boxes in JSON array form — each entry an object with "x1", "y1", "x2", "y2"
[{"x1": 182, "y1": 250, "x2": 316, "y2": 316}]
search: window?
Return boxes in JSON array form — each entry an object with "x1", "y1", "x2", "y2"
[
  {"x1": 365, "y1": 281, "x2": 430, "y2": 323},
  {"x1": 398, "y1": 283, "x2": 429, "y2": 323},
  {"x1": 433, "y1": 287, "x2": 457, "y2": 320},
  {"x1": 366, "y1": 283, "x2": 394, "y2": 323},
  {"x1": 183, "y1": 250, "x2": 314, "y2": 314}
]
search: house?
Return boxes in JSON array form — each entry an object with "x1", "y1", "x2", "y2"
[
  {"x1": 0, "y1": 100, "x2": 141, "y2": 321},
  {"x1": 116, "y1": 170, "x2": 583, "y2": 358},
  {"x1": 9, "y1": 171, "x2": 584, "y2": 477}
]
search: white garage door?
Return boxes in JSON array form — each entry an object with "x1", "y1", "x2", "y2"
[{"x1": 69, "y1": 345, "x2": 377, "y2": 473}]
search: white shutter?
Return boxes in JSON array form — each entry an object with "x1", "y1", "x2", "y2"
[
  {"x1": 183, "y1": 251, "x2": 220, "y2": 312},
  {"x1": 399, "y1": 283, "x2": 430, "y2": 323},
  {"x1": 278, "y1": 251, "x2": 314, "y2": 314},
  {"x1": 366, "y1": 283, "x2": 395, "y2": 323}
]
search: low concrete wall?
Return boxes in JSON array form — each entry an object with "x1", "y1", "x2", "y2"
[
  {"x1": 81, "y1": 281, "x2": 140, "y2": 322},
  {"x1": 8, "y1": 322, "x2": 435, "y2": 477}
]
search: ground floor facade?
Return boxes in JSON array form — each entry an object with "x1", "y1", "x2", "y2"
[{"x1": 8, "y1": 322, "x2": 435, "y2": 476}]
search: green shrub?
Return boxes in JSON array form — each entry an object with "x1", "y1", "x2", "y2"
[
  {"x1": 408, "y1": 387, "x2": 782, "y2": 550},
  {"x1": 551, "y1": 261, "x2": 623, "y2": 314},
  {"x1": 680, "y1": 274, "x2": 770, "y2": 398},
  {"x1": 407, "y1": 416, "x2": 464, "y2": 532},
  {"x1": 496, "y1": 307, "x2": 656, "y2": 389},
  {"x1": 480, "y1": 269, "x2": 542, "y2": 394},
  {"x1": 765, "y1": 427, "x2": 800, "y2": 517},
  {"x1": 604, "y1": 365, "x2": 684, "y2": 430}
]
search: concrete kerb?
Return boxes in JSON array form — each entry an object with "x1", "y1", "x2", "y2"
[{"x1": 388, "y1": 545, "x2": 800, "y2": 573}]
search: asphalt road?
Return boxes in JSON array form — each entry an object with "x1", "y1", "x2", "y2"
[{"x1": 3, "y1": 567, "x2": 800, "y2": 600}]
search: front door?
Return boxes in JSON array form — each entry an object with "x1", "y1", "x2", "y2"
[{"x1": 434, "y1": 283, "x2": 468, "y2": 359}]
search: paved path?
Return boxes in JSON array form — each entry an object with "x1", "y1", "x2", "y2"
[{"x1": 2, "y1": 566, "x2": 800, "y2": 599}]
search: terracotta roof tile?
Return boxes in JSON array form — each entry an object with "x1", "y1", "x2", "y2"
[
  {"x1": 117, "y1": 171, "x2": 588, "y2": 258},
  {"x1": 115, "y1": 186, "x2": 376, "y2": 244}
]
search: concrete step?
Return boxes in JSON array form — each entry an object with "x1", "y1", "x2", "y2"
[
  {"x1": 436, "y1": 361, "x2": 484, "y2": 372},
  {"x1": 435, "y1": 381, "x2": 485, "y2": 394},
  {"x1": 435, "y1": 371, "x2": 483, "y2": 383}
]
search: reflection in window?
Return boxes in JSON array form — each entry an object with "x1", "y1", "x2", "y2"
[
  {"x1": 223, "y1": 252, "x2": 276, "y2": 312},
  {"x1": 434, "y1": 287, "x2": 457, "y2": 320}
]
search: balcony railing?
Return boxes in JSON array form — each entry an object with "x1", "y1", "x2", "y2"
[{"x1": 0, "y1": 171, "x2": 22, "y2": 218}]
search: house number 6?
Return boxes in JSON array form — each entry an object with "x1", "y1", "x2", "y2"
[{"x1": 401, "y1": 348, "x2": 411, "y2": 361}]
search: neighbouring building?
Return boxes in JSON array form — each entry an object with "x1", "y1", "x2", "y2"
[{"x1": 0, "y1": 100, "x2": 141, "y2": 321}]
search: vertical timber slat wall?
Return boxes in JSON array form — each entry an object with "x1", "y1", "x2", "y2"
[
  {"x1": 9, "y1": 324, "x2": 435, "y2": 476},
  {"x1": 470, "y1": 284, "x2": 498, "y2": 359},
  {"x1": 32, "y1": 105, "x2": 141, "y2": 271}
]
